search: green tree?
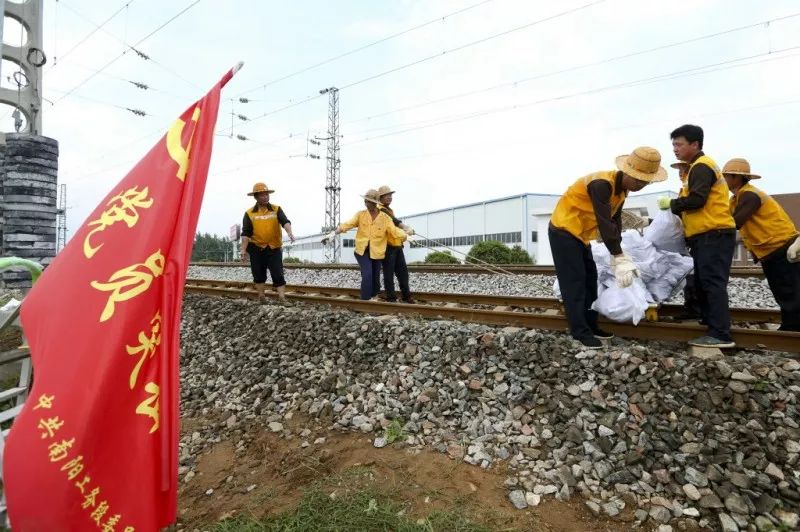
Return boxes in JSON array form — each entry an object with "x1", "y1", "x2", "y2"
[
  {"x1": 508, "y1": 245, "x2": 533, "y2": 264},
  {"x1": 191, "y1": 233, "x2": 233, "y2": 262},
  {"x1": 424, "y1": 250, "x2": 460, "y2": 264},
  {"x1": 466, "y1": 240, "x2": 512, "y2": 264}
]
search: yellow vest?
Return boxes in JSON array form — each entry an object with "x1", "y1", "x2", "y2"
[
  {"x1": 246, "y1": 204, "x2": 283, "y2": 249},
  {"x1": 682, "y1": 155, "x2": 735, "y2": 238},
  {"x1": 339, "y1": 210, "x2": 407, "y2": 260},
  {"x1": 732, "y1": 183, "x2": 799, "y2": 259},
  {"x1": 381, "y1": 206, "x2": 404, "y2": 247},
  {"x1": 550, "y1": 171, "x2": 627, "y2": 244}
]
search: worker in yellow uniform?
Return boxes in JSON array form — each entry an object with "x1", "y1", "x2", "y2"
[
  {"x1": 658, "y1": 124, "x2": 736, "y2": 348},
  {"x1": 722, "y1": 158, "x2": 800, "y2": 331},
  {"x1": 671, "y1": 161, "x2": 702, "y2": 321},
  {"x1": 239, "y1": 183, "x2": 295, "y2": 301},
  {"x1": 322, "y1": 189, "x2": 407, "y2": 300},
  {"x1": 377, "y1": 185, "x2": 416, "y2": 303},
  {"x1": 550, "y1": 146, "x2": 667, "y2": 348}
]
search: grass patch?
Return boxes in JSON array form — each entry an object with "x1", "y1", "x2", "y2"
[
  {"x1": 384, "y1": 418, "x2": 407, "y2": 445},
  {"x1": 214, "y1": 467, "x2": 490, "y2": 532},
  {"x1": 215, "y1": 487, "x2": 489, "y2": 531}
]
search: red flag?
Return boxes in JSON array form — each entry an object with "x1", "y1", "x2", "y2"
[{"x1": 3, "y1": 64, "x2": 241, "y2": 531}]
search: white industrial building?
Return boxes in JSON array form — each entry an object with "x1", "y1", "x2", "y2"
[{"x1": 285, "y1": 190, "x2": 677, "y2": 265}]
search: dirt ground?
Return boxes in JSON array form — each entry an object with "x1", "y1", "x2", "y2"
[{"x1": 177, "y1": 415, "x2": 653, "y2": 531}]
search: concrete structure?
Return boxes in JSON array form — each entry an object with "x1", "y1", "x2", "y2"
[
  {"x1": 1, "y1": 0, "x2": 45, "y2": 134},
  {"x1": 0, "y1": 134, "x2": 59, "y2": 288},
  {"x1": 286, "y1": 190, "x2": 677, "y2": 265}
]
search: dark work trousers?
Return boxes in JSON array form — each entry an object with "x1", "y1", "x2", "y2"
[
  {"x1": 247, "y1": 244, "x2": 286, "y2": 287},
  {"x1": 549, "y1": 226, "x2": 599, "y2": 340},
  {"x1": 682, "y1": 274, "x2": 702, "y2": 318},
  {"x1": 760, "y1": 242, "x2": 800, "y2": 332},
  {"x1": 687, "y1": 230, "x2": 735, "y2": 341},
  {"x1": 383, "y1": 245, "x2": 411, "y2": 301},
  {"x1": 355, "y1": 246, "x2": 382, "y2": 300}
]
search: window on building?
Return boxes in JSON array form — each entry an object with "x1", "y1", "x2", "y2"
[{"x1": 531, "y1": 231, "x2": 538, "y2": 243}]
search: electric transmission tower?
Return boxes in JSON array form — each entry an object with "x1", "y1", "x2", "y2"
[
  {"x1": 56, "y1": 183, "x2": 67, "y2": 252},
  {"x1": 319, "y1": 87, "x2": 341, "y2": 263}
]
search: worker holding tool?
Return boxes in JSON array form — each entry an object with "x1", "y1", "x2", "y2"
[
  {"x1": 376, "y1": 185, "x2": 416, "y2": 303},
  {"x1": 322, "y1": 189, "x2": 407, "y2": 300}
]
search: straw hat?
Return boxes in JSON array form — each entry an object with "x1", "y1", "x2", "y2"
[
  {"x1": 377, "y1": 185, "x2": 395, "y2": 197},
  {"x1": 361, "y1": 189, "x2": 381, "y2": 204},
  {"x1": 615, "y1": 146, "x2": 667, "y2": 182},
  {"x1": 722, "y1": 158, "x2": 760, "y2": 180},
  {"x1": 247, "y1": 182, "x2": 275, "y2": 196},
  {"x1": 670, "y1": 161, "x2": 689, "y2": 169}
]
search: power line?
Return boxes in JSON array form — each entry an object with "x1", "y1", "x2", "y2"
[
  {"x1": 53, "y1": 0, "x2": 203, "y2": 104},
  {"x1": 50, "y1": 0, "x2": 136, "y2": 69},
  {"x1": 338, "y1": 0, "x2": 606, "y2": 91},
  {"x1": 344, "y1": 97, "x2": 800, "y2": 169},
  {"x1": 219, "y1": 0, "x2": 607, "y2": 135},
  {"x1": 234, "y1": 0, "x2": 495, "y2": 97},
  {"x1": 340, "y1": 47, "x2": 800, "y2": 147},
  {"x1": 343, "y1": 11, "x2": 800, "y2": 126}
]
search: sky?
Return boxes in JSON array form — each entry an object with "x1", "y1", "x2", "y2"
[{"x1": 3, "y1": 0, "x2": 800, "y2": 240}]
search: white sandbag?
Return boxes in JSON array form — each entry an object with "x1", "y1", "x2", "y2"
[
  {"x1": 591, "y1": 279, "x2": 650, "y2": 325},
  {"x1": 644, "y1": 209, "x2": 687, "y2": 254}
]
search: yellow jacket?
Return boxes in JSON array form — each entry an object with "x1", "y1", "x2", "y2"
[
  {"x1": 732, "y1": 183, "x2": 798, "y2": 259},
  {"x1": 550, "y1": 171, "x2": 627, "y2": 244},
  {"x1": 682, "y1": 155, "x2": 735, "y2": 238},
  {"x1": 339, "y1": 210, "x2": 407, "y2": 259}
]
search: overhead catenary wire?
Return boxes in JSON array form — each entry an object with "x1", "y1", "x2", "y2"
[
  {"x1": 207, "y1": 49, "x2": 800, "y2": 178},
  {"x1": 342, "y1": 10, "x2": 800, "y2": 126},
  {"x1": 233, "y1": 0, "x2": 496, "y2": 97},
  {"x1": 50, "y1": 0, "x2": 137, "y2": 69},
  {"x1": 218, "y1": 0, "x2": 607, "y2": 135},
  {"x1": 340, "y1": 47, "x2": 800, "y2": 147},
  {"x1": 52, "y1": 0, "x2": 203, "y2": 104}
]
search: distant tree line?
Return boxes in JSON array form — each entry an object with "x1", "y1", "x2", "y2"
[{"x1": 191, "y1": 233, "x2": 234, "y2": 262}]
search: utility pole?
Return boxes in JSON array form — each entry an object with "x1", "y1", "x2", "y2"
[
  {"x1": 319, "y1": 87, "x2": 340, "y2": 263},
  {"x1": 56, "y1": 183, "x2": 67, "y2": 252}
]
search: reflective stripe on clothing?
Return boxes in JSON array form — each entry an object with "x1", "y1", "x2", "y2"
[
  {"x1": 550, "y1": 170, "x2": 627, "y2": 245},
  {"x1": 339, "y1": 210, "x2": 407, "y2": 260},
  {"x1": 733, "y1": 183, "x2": 799, "y2": 259},
  {"x1": 682, "y1": 155, "x2": 735, "y2": 238}
]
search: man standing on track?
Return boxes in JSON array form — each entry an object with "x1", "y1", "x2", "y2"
[
  {"x1": 658, "y1": 124, "x2": 736, "y2": 348},
  {"x1": 377, "y1": 185, "x2": 416, "y2": 303},
  {"x1": 722, "y1": 158, "x2": 800, "y2": 332},
  {"x1": 240, "y1": 182, "x2": 295, "y2": 302}
]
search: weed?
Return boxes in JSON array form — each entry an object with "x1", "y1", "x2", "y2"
[{"x1": 384, "y1": 418, "x2": 407, "y2": 444}]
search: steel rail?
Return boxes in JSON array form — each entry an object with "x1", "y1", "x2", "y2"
[
  {"x1": 186, "y1": 279, "x2": 782, "y2": 324},
  {"x1": 189, "y1": 262, "x2": 766, "y2": 278},
  {"x1": 184, "y1": 279, "x2": 798, "y2": 353}
]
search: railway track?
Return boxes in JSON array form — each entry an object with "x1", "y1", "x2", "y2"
[
  {"x1": 185, "y1": 278, "x2": 799, "y2": 354},
  {"x1": 190, "y1": 262, "x2": 766, "y2": 278}
]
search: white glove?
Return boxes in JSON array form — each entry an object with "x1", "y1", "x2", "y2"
[
  {"x1": 788, "y1": 236, "x2": 800, "y2": 263},
  {"x1": 321, "y1": 230, "x2": 337, "y2": 245},
  {"x1": 399, "y1": 223, "x2": 415, "y2": 236},
  {"x1": 611, "y1": 254, "x2": 638, "y2": 288}
]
